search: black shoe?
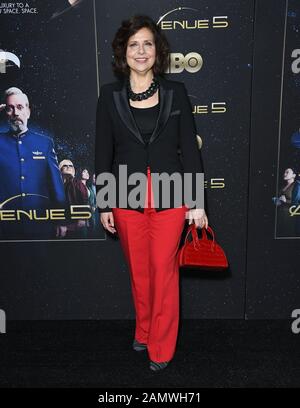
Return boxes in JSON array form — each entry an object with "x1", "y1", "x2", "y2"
[
  {"x1": 132, "y1": 339, "x2": 147, "y2": 351},
  {"x1": 149, "y1": 360, "x2": 170, "y2": 371}
]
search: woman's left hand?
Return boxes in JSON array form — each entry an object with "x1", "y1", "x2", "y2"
[
  {"x1": 187, "y1": 208, "x2": 208, "y2": 229},
  {"x1": 279, "y1": 195, "x2": 286, "y2": 203}
]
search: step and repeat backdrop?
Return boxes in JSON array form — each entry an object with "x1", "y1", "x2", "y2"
[{"x1": 0, "y1": 0, "x2": 298, "y2": 319}]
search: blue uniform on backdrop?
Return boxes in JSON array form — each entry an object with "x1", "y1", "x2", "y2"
[
  {"x1": 292, "y1": 179, "x2": 300, "y2": 235},
  {"x1": 0, "y1": 128, "x2": 66, "y2": 239}
]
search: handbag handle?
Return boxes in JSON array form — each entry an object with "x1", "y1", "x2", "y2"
[{"x1": 184, "y1": 224, "x2": 216, "y2": 252}]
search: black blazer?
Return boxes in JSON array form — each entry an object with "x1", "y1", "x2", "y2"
[{"x1": 95, "y1": 74, "x2": 204, "y2": 213}]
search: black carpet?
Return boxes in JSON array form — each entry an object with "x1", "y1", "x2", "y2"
[{"x1": 0, "y1": 320, "x2": 299, "y2": 388}]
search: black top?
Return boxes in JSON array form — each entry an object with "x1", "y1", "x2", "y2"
[{"x1": 130, "y1": 102, "x2": 160, "y2": 145}]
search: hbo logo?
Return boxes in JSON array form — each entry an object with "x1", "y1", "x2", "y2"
[{"x1": 168, "y1": 52, "x2": 203, "y2": 73}]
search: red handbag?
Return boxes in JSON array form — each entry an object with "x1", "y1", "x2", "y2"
[{"x1": 178, "y1": 224, "x2": 228, "y2": 270}]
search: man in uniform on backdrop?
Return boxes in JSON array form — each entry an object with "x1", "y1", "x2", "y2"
[{"x1": 0, "y1": 87, "x2": 66, "y2": 239}]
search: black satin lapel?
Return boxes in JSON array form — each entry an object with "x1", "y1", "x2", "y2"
[
  {"x1": 112, "y1": 75, "x2": 173, "y2": 146},
  {"x1": 113, "y1": 81, "x2": 145, "y2": 145},
  {"x1": 148, "y1": 85, "x2": 173, "y2": 145}
]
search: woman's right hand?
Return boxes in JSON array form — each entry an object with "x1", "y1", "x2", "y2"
[{"x1": 100, "y1": 212, "x2": 117, "y2": 234}]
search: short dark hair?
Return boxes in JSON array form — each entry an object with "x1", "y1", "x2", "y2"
[
  {"x1": 111, "y1": 14, "x2": 170, "y2": 78},
  {"x1": 286, "y1": 167, "x2": 298, "y2": 176}
]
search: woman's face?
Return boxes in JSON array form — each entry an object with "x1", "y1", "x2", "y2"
[
  {"x1": 284, "y1": 168, "x2": 296, "y2": 181},
  {"x1": 82, "y1": 169, "x2": 89, "y2": 180},
  {"x1": 126, "y1": 27, "x2": 156, "y2": 76}
]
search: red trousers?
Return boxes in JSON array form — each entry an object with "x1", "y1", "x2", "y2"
[{"x1": 112, "y1": 166, "x2": 188, "y2": 362}]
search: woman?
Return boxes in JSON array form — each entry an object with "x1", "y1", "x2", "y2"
[
  {"x1": 95, "y1": 15, "x2": 208, "y2": 371},
  {"x1": 79, "y1": 168, "x2": 91, "y2": 204},
  {"x1": 273, "y1": 167, "x2": 298, "y2": 235},
  {"x1": 58, "y1": 160, "x2": 89, "y2": 238}
]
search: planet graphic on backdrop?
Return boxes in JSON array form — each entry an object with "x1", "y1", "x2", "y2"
[
  {"x1": 0, "y1": 50, "x2": 20, "y2": 73},
  {"x1": 50, "y1": 0, "x2": 83, "y2": 20},
  {"x1": 177, "y1": 134, "x2": 202, "y2": 155},
  {"x1": 196, "y1": 135, "x2": 202, "y2": 149},
  {"x1": 291, "y1": 129, "x2": 300, "y2": 149}
]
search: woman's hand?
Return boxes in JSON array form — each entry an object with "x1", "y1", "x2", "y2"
[
  {"x1": 187, "y1": 208, "x2": 208, "y2": 229},
  {"x1": 279, "y1": 195, "x2": 286, "y2": 203},
  {"x1": 100, "y1": 212, "x2": 117, "y2": 234}
]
